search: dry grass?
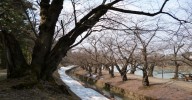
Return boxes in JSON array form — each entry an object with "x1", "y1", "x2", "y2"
[{"x1": 74, "y1": 67, "x2": 192, "y2": 100}]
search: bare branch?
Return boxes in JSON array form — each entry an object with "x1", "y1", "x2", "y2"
[
  {"x1": 20, "y1": 1, "x2": 38, "y2": 37},
  {"x1": 102, "y1": 0, "x2": 107, "y2": 5},
  {"x1": 60, "y1": 20, "x2": 65, "y2": 36},
  {"x1": 107, "y1": 0, "x2": 187, "y2": 23},
  {"x1": 145, "y1": 27, "x2": 159, "y2": 46},
  {"x1": 182, "y1": 54, "x2": 192, "y2": 62},
  {"x1": 71, "y1": 0, "x2": 77, "y2": 26},
  {"x1": 69, "y1": 29, "x2": 92, "y2": 49}
]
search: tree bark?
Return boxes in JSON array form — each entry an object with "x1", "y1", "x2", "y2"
[
  {"x1": 173, "y1": 62, "x2": 179, "y2": 79},
  {"x1": 88, "y1": 66, "x2": 92, "y2": 77},
  {"x1": 142, "y1": 70, "x2": 149, "y2": 86},
  {"x1": 0, "y1": 0, "x2": 122, "y2": 82},
  {"x1": 142, "y1": 48, "x2": 149, "y2": 86},
  {"x1": 31, "y1": 0, "x2": 64, "y2": 80},
  {"x1": 108, "y1": 64, "x2": 114, "y2": 78},
  {"x1": 121, "y1": 66, "x2": 128, "y2": 81},
  {"x1": 110, "y1": 65, "x2": 114, "y2": 77},
  {"x1": 0, "y1": 30, "x2": 29, "y2": 78},
  {"x1": 36, "y1": 1, "x2": 120, "y2": 81},
  {"x1": 0, "y1": 45, "x2": 6, "y2": 69},
  {"x1": 98, "y1": 65, "x2": 102, "y2": 76},
  {"x1": 130, "y1": 60, "x2": 137, "y2": 74},
  {"x1": 148, "y1": 63, "x2": 155, "y2": 77},
  {"x1": 115, "y1": 64, "x2": 128, "y2": 81},
  {"x1": 94, "y1": 65, "x2": 98, "y2": 74},
  {"x1": 130, "y1": 66, "x2": 136, "y2": 74}
]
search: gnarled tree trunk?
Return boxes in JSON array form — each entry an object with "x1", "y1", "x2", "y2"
[
  {"x1": 0, "y1": 0, "x2": 123, "y2": 82},
  {"x1": 0, "y1": 30, "x2": 30, "y2": 78}
]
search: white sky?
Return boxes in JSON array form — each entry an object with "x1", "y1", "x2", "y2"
[{"x1": 30, "y1": 0, "x2": 192, "y2": 54}]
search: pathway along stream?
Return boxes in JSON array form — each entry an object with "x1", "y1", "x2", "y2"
[{"x1": 66, "y1": 67, "x2": 130, "y2": 100}]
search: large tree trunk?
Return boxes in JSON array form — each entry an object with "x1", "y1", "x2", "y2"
[
  {"x1": 33, "y1": 0, "x2": 121, "y2": 81},
  {"x1": 30, "y1": 0, "x2": 64, "y2": 81},
  {"x1": 33, "y1": 1, "x2": 118, "y2": 81},
  {"x1": 0, "y1": 0, "x2": 122, "y2": 82},
  {"x1": 0, "y1": 30, "x2": 29, "y2": 78}
]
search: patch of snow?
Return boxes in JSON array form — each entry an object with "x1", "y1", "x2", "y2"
[{"x1": 58, "y1": 65, "x2": 109, "y2": 100}]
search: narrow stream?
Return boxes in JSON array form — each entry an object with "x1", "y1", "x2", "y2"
[{"x1": 66, "y1": 68, "x2": 130, "y2": 100}]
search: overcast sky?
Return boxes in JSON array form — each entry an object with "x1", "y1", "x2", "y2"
[{"x1": 31, "y1": 0, "x2": 192, "y2": 53}]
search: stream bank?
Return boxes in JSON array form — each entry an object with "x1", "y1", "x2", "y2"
[
  {"x1": 58, "y1": 66, "x2": 109, "y2": 100},
  {"x1": 68, "y1": 67, "x2": 192, "y2": 100},
  {"x1": 67, "y1": 67, "x2": 155, "y2": 100}
]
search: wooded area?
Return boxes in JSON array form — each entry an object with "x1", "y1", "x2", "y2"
[{"x1": 0, "y1": 0, "x2": 192, "y2": 88}]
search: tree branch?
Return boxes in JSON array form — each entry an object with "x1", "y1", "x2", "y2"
[
  {"x1": 20, "y1": 1, "x2": 38, "y2": 37},
  {"x1": 71, "y1": 0, "x2": 77, "y2": 26},
  {"x1": 69, "y1": 29, "x2": 92, "y2": 49},
  {"x1": 108, "y1": 0, "x2": 187, "y2": 23}
]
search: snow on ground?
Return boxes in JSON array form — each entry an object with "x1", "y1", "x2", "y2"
[{"x1": 58, "y1": 66, "x2": 109, "y2": 100}]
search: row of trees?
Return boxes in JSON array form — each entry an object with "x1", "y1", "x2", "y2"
[{"x1": 67, "y1": 19, "x2": 192, "y2": 86}]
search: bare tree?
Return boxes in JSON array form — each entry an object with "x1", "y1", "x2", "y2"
[
  {"x1": 134, "y1": 25, "x2": 158, "y2": 86},
  {"x1": 114, "y1": 36, "x2": 137, "y2": 81},
  {"x1": 172, "y1": 42, "x2": 184, "y2": 79},
  {"x1": 99, "y1": 34, "x2": 117, "y2": 78}
]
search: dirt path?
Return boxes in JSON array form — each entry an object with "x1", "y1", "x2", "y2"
[{"x1": 74, "y1": 67, "x2": 192, "y2": 100}]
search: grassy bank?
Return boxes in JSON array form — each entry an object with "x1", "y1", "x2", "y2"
[{"x1": 72, "y1": 67, "x2": 192, "y2": 100}]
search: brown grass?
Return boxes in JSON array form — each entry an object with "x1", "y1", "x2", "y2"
[{"x1": 74, "y1": 67, "x2": 192, "y2": 100}]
